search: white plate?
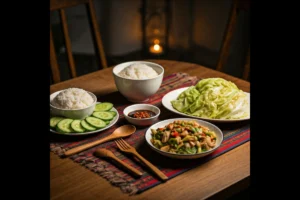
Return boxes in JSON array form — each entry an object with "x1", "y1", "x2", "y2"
[
  {"x1": 145, "y1": 118, "x2": 224, "y2": 159},
  {"x1": 162, "y1": 87, "x2": 250, "y2": 123},
  {"x1": 50, "y1": 106, "x2": 119, "y2": 136}
]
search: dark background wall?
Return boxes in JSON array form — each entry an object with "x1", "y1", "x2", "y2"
[{"x1": 50, "y1": 0, "x2": 250, "y2": 82}]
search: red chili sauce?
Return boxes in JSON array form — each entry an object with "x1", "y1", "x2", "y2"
[{"x1": 128, "y1": 110, "x2": 156, "y2": 119}]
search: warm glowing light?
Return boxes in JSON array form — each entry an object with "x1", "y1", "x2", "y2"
[
  {"x1": 154, "y1": 44, "x2": 160, "y2": 51},
  {"x1": 154, "y1": 39, "x2": 160, "y2": 44},
  {"x1": 149, "y1": 43, "x2": 163, "y2": 54}
]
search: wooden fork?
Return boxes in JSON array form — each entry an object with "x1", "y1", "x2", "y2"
[{"x1": 115, "y1": 138, "x2": 168, "y2": 181}]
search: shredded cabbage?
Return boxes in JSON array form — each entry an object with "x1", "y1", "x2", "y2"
[{"x1": 171, "y1": 78, "x2": 250, "y2": 119}]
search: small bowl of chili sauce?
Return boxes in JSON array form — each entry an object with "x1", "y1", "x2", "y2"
[{"x1": 123, "y1": 104, "x2": 160, "y2": 126}]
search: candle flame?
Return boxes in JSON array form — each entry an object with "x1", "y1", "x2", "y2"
[{"x1": 154, "y1": 44, "x2": 160, "y2": 51}]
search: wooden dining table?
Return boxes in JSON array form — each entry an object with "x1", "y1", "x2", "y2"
[{"x1": 50, "y1": 60, "x2": 250, "y2": 200}]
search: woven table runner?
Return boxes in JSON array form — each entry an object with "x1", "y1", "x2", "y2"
[{"x1": 50, "y1": 73, "x2": 250, "y2": 195}]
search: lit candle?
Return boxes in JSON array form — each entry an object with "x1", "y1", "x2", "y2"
[{"x1": 149, "y1": 44, "x2": 163, "y2": 54}]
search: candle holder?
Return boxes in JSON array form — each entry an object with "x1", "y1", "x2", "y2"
[{"x1": 141, "y1": 0, "x2": 170, "y2": 57}]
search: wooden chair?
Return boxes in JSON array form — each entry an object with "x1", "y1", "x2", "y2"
[
  {"x1": 216, "y1": 0, "x2": 250, "y2": 80},
  {"x1": 50, "y1": 0, "x2": 108, "y2": 84}
]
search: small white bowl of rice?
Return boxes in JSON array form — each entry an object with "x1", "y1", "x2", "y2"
[
  {"x1": 112, "y1": 61, "x2": 164, "y2": 103},
  {"x1": 50, "y1": 88, "x2": 97, "y2": 119}
]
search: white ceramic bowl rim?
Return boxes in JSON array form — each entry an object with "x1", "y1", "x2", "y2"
[
  {"x1": 112, "y1": 61, "x2": 164, "y2": 81},
  {"x1": 123, "y1": 104, "x2": 160, "y2": 121},
  {"x1": 145, "y1": 118, "x2": 224, "y2": 157},
  {"x1": 50, "y1": 90, "x2": 97, "y2": 111}
]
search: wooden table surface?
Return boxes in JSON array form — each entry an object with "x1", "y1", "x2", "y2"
[{"x1": 50, "y1": 60, "x2": 250, "y2": 200}]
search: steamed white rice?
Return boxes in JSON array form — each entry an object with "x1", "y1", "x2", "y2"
[
  {"x1": 51, "y1": 88, "x2": 94, "y2": 109},
  {"x1": 118, "y1": 63, "x2": 158, "y2": 79}
]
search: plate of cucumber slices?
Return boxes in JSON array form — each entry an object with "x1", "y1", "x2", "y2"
[{"x1": 50, "y1": 102, "x2": 119, "y2": 136}]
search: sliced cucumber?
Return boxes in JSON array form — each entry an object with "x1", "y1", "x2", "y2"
[
  {"x1": 50, "y1": 117, "x2": 64, "y2": 128},
  {"x1": 56, "y1": 119, "x2": 74, "y2": 133},
  {"x1": 92, "y1": 111, "x2": 114, "y2": 120},
  {"x1": 108, "y1": 111, "x2": 117, "y2": 117},
  {"x1": 86, "y1": 117, "x2": 106, "y2": 129},
  {"x1": 81, "y1": 120, "x2": 96, "y2": 131},
  {"x1": 95, "y1": 102, "x2": 113, "y2": 112},
  {"x1": 71, "y1": 120, "x2": 86, "y2": 133}
]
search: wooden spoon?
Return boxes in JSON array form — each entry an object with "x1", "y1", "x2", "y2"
[
  {"x1": 94, "y1": 148, "x2": 143, "y2": 177},
  {"x1": 64, "y1": 125, "x2": 136, "y2": 157}
]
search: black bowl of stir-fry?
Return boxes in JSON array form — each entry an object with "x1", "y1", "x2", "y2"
[{"x1": 145, "y1": 118, "x2": 223, "y2": 159}]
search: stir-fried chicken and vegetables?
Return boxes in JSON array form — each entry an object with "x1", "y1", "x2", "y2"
[{"x1": 150, "y1": 120, "x2": 217, "y2": 154}]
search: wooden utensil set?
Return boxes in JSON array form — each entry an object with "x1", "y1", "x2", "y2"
[{"x1": 63, "y1": 125, "x2": 168, "y2": 181}]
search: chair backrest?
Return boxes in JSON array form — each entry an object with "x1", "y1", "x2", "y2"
[
  {"x1": 216, "y1": 0, "x2": 250, "y2": 80},
  {"x1": 50, "y1": 0, "x2": 108, "y2": 84}
]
